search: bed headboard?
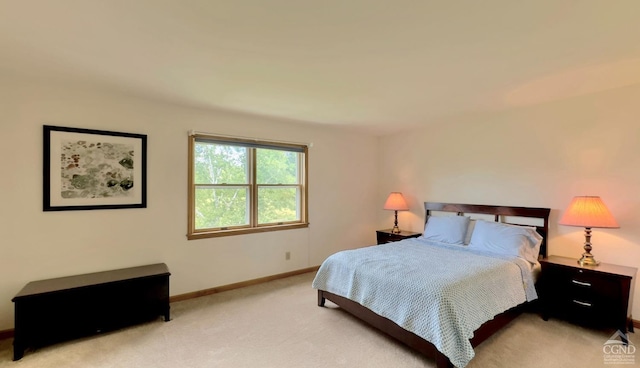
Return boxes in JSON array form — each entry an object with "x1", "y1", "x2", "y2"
[{"x1": 424, "y1": 202, "x2": 551, "y2": 259}]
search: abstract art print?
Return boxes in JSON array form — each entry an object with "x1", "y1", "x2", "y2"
[{"x1": 43, "y1": 125, "x2": 147, "y2": 211}]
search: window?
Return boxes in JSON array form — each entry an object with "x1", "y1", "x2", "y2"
[{"x1": 188, "y1": 134, "x2": 308, "y2": 239}]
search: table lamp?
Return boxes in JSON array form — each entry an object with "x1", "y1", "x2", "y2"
[
  {"x1": 559, "y1": 196, "x2": 619, "y2": 266},
  {"x1": 383, "y1": 192, "x2": 409, "y2": 234}
]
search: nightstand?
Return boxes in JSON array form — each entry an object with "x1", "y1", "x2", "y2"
[
  {"x1": 539, "y1": 255, "x2": 636, "y2": 333},
  {"x1": 376, "y1": 229, "x2": 421, "y2": 245}
]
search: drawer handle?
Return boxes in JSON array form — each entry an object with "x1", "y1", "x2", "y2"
[
  {"x1": 571, "y1": 279, "x2": 591, "y2": 287},
  {"x1": 572, "y1": 300, "x2": 592, "y2": 307}
]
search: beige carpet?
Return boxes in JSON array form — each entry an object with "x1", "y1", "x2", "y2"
[{"x1": 0, "y1": 271, "x2": 637, "y2": 367}]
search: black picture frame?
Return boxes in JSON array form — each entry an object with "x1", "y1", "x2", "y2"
[{"x1": 43, "y1": 125, "x2": 147, "y2": 211}]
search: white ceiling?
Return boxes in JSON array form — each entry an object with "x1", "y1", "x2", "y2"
[{"x1": 1, "y1": 1, "x2": 640, "y2": 134}]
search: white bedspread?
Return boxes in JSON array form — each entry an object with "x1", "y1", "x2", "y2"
[{"x1": 312, "y1": 237, "x2": 537, "y2": 368}]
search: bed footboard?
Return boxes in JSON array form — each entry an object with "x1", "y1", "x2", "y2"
[
  {"x1": 317, "y1": 289, "x2": 525, "y2": 368},
  {"x1": 317, "y1": 289, "x2": 454, "y2": 368}
]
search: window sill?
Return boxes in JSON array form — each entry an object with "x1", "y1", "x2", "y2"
[{"x1": 187, "y1": 223, "x2": 309, "y2": 240}]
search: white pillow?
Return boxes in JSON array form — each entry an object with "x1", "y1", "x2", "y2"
[
  {"x1": 423, "y1": 216, "x2": 470, "y2": 245},
  {"x1": 468, "y1": 220, "x2": 543, "y2": 264}
]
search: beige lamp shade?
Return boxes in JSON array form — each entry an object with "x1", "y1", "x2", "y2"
[
  {"x1": 383, "y1": 192, "x2": 409, "y2": 211},
  {"x1": 559, "y1": 196, "x2": 619, "y2": 228}
]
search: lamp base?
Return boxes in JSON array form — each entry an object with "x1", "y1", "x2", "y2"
[
  {"x1": 577, "y1": 226, "x2": 599, "y2": 267},
  {"x1": 391, "y1": 210, "x2": 401, "y2": 234},
  {"x1": 577, "y1": 253, "x2": 599, "y2": 267}
]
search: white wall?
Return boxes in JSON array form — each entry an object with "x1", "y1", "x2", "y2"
[
  {"x1": 378, "y1": 83, "x2": 640, "y2": 319},
  {"x1": 0, "y1": 73, "x2": 379, "y2": 330}
]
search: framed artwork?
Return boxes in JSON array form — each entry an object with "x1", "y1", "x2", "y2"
[{"x1": 43, "y1": 125, "x2": 147, "y2": 211}]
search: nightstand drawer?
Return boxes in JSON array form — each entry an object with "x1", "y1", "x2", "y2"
[
  {"x1": 376, "y1": 229, "x2": 421, "y2": 245},
  {"x1": 561, "y1": 292, "x2": 617, "y2": 316},
  {"x1": 565, "y1": 271, "x2": 621, "y2": 301},
  {"x1": 562, "y1": 298, "x2": 599, "y2": 324},
  {"x1": 378, "y1": 233, "x2": 406, "y2": 244}
]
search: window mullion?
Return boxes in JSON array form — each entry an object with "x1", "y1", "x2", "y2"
[{"x1": 250, "y1": 148, "x2": 258, "y2": 227}]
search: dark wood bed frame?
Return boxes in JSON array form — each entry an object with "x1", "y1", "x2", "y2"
[{"x1": 317, "y1": 202, "x2": 551, "y2": 368}]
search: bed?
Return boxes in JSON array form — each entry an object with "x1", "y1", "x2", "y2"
[{"x1": 313, "y1": 202, "x2": 551, "y2": 368}]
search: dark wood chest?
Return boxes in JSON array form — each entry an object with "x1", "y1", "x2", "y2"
[{"x1": 12, "y1": 263, "x2": 171, "y2": 360}]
